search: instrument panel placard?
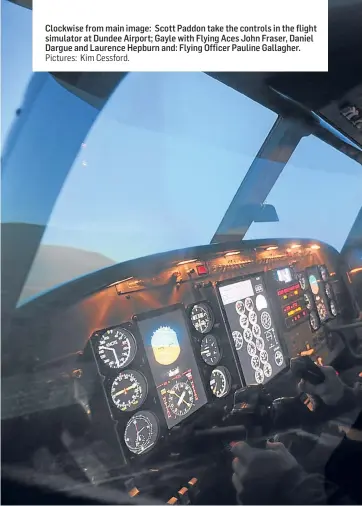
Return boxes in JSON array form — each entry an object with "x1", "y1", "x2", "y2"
[
  {"x1": 219, "y1": 274, "x2": 287, "y2": 386},
  {"x1": 137, "y1": 307, "x2": 207, "y2": 429}
]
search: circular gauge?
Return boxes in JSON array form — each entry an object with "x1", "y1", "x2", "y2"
[
  {"x1": 98, "y1": 327, "x2": 137, "y2": 369},
  {"x1": 167, "y1": 381, "x2": 194, "y2": 417},
  {"x1": 260, "y1": 349, "x2": 269, "y2": 364},
  {"x1": 263, "y1": 362, "x2": 273, "y2": 378},
  {"x1": 249, "y1": 311, "x2": 257, "y2": 325},
  {"x1": 235, "y1": 300, "x2": 245, "y2": 315},
  {"x1": 124, "y1": 411, "x2": 159, "y2": 455},
  {"x1": 190, "y1": 303, "x2": 214, "y2": 334},
  {"x1": 243, "y1": 328, "x2": 253, "y2": 343},
  {"x1": 200, "y1": 334, "x2": 222, "y2": 366},
  {"x1": 252, "y1": 324, "x2": 261, "y2": 339},
  {"x1": 325, "y1": 283, "x2": 333, "y2": 299},
  {"x1": 251, "y1": 354, "x2": 260, "y2": 370},
  {"x1": 256, "y1": 337, "x2": 265, "y2": 351},
  {"x1": 239, "y1": 314, "x2": 249, "y2": 329},
  {"x1": 232, "y1": 330, "x2": 244, "y2": 350},
  {"x1": 260, "y1": 311, "x2": 272, "y2": 330},
  {"x1": 247, "y1": 341, "x2": 256, "y2": 356},
  {"x1": 245, "y1": 298, "x2": 254, "y2": 312},
  {"x1": 317, "y1": 303, "x2": 327, "y2": 322},
  {"x1": 309, "y1": 275, "x2": 319, "y2": 295},
  {"x1": 255, "y1": 368, "x2": 264, "y2": 384},
  {"x1": 330, "y1": 300, "x2": 338, "y2": 317},
  {"x1": 274, "y1": 350, "x2": 284, "y2": 367},
  {"x1": 111, "y1": 370, "x2": 147, "y2": 412},
  {"x1": 309, "y1": 311, "x2": 320, "y2": 331},
  {"x1": 210, "y1": 366, "x2": 231, "y2": 398},
  {"x1": 304, "y1": 292, "x2": 313, "y2": 310},
  {"x1": 298, "y1": 273, "x2": 307, "y2": 291},
  {"x1": 320, "y1": 265, "x2": 329, "y2": 282}
]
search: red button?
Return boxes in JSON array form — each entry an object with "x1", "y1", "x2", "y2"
[{"x1": 196, "y1": 264, "x2": 208, "y2": 275}]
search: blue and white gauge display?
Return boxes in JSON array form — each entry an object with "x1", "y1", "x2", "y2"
[{"x1": 98, "y1": 327, "x2": 137, "y2": 369}]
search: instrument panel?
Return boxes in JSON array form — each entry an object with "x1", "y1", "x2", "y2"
[
  {"x1": 81, "y1": 244, "x2": 348, "y2": 467},
  {"x1": 6, "y1": 238, "x2": 352, "y2": 474}
]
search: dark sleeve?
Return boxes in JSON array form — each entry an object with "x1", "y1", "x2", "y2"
[
  {"x1": 280, "y1": 467, "x2": 356, "y2": 505},
  {"x1": 236, "y1": 466, "x2": 328, "y2": 505},
  {"x1": 236, "y1": 466, "x2": 356, "y2": 505}
]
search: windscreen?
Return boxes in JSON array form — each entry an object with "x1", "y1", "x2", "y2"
[
  {"x1": 6, "y1": 70, "x2": 277, "y2": 305},
  {"x1": 244, "y1": 134, "x2": 362, "y2": 251}
]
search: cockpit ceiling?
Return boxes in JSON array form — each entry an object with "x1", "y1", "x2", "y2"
[{"x1": 8, "y1": 0, "x2": 362, "y2": 152}]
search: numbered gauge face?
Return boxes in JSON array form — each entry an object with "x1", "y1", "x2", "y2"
[
  {"x1": 330, "y1": 300, "x2": 338, "y2": 317},
  {"x1": 167, "y1": 381, "x2": 195, "y2": 417},
  {"x1": 298, "y1": 273, "x2": 307, "y2": 290},
  {"x1": 200, "y1": 334, "x2": 222, "y2": 366},
  {"x1": 111, "y1": 370, "x2": 147, "y2": 412},
  {"x1": 317, "y1": 302, "x2": 327, "y2": 322},
  {"x1": 320, "y1": 265, "x2": 329, "y2": 282},
  {"x1": 309, "y1": 311, "x2": 320, "y2": 331},
  {"x1": 124, "y1": 411, "x2": 159, "y2": 455},
  {"x1": 233, "y1": 330, "x2": 244, "y2": 350},
  {"x1": 98, "y1": 327, "x2": 137, "y2": 369},
  {"x1": 325, "y1": 283, "x2": 333, "y2": 299},
  {"x1": 190, "y1": 303, "x2": 214, "y2": 334},
  {"x1": 304, "y1": 292, "x2": 313, "y2": 310},
  {"x1": 210, "y1": 366, "x2": 231, "y2": 398}
]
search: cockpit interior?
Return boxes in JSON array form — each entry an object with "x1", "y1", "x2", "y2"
[{"x1": 2, "y1": 0, "x2": 362, "y2": 504}]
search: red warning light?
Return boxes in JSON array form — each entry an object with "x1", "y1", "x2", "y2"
[{"x1": 196, "y1": 264, "x2": 208, "y2": 276}]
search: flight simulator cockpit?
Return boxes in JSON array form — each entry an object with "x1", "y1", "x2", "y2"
[{"x1": 2, "y1": 0, "x2": 362, "y2": 504}]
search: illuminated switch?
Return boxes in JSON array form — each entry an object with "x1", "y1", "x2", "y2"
[
  {"x1": 178, "y1": 487, "x2": 190, "y2": 504},
  {"x1": 167, "y1": 497, "x2": 180, "y2": 505},
  {"x1": 128, "y1": 487, "x2": 140, "y2": 498},
  {"x1": 187, "y1": 478, "x2": 200, "y2": 501},
  {"x1": 196, "y1": 264, "x2": 208, "y2": 276}
]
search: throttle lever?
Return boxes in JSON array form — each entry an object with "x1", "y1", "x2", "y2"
[{"x1": 290, "y1": 356, "x2": 325, "y2": 385}]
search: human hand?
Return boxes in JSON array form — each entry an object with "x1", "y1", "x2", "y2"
[
  {"x1": 298, "y1": 365, "x2": 345, "y2": 406},
  {"x1": 231, "y1": 441, "x2": 300, "y2": 503}
]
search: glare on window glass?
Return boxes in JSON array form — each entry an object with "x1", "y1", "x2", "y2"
[
  {"x1": 244, "y1": 135, "x2": 362, "y2": 251},
  {"x1": 19, "y1": 72, "x2": 276, "y2": 303}
]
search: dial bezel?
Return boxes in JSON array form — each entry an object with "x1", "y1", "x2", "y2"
[
  {"x1": 209, "y1": 366, "x2": 231, "y2": 398},
  {"x1": 124, "y1": 410, "x2": 160, "y2": 455},
  {"x1": 97, "y1": 327, "x2": 137, "y2": 369},
  {"x1": 200, "y1": 333, "x2": 222, "y2": 366},
  {"x1": 110, "y1": 369, "x2": 148, "y2": 412},
  {"x1": 189, "y1": 302, "x2": 215, "y2": 334}
]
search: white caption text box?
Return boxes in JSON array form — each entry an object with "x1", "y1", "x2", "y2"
[{"x1": 33, "y1": 0, "x2": 328, "y2": 72}]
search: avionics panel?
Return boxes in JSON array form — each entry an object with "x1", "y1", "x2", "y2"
[
  {"x1": 137, "y1": 306, "x2": 207, "y2": 429},
  {"x1": 272, "y1": 266, "x2": 308, "y2": 329},
  {"x1": 306, "y1": 265, "x2": 337, "y2": 324},
  {"x1": 218, "y1": 274, "x2": 287, "y2": 386}
]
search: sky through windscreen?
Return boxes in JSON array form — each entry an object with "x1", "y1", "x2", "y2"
[{"x1": 2, "y1": 0, "x2": 361, "y2": 304}]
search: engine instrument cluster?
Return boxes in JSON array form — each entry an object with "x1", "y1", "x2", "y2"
[{"x1": 219, "y1": 274, "x2": 286, "y2": 385}]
